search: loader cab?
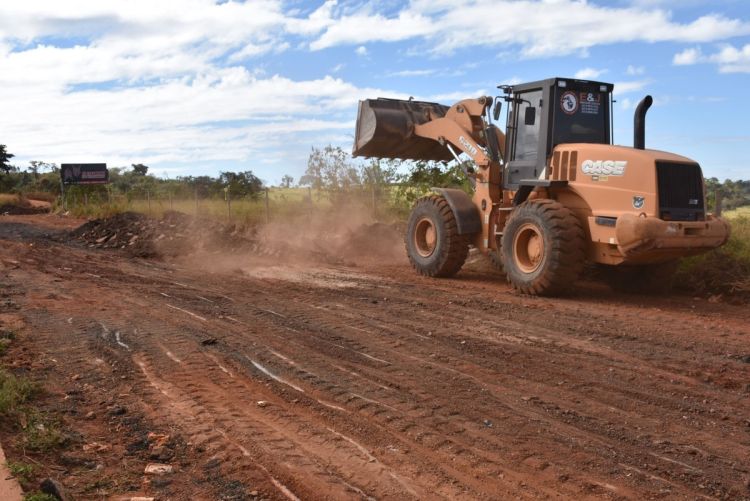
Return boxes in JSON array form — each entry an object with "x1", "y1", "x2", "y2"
[{"x1": 503, "y1": 77, "x2": 614, "y2": 189}]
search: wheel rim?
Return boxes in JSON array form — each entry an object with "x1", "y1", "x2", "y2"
[
  {"x1": 414, "y1": 217, "x2": 437, "y2": 257},
  {"x1": 513, "y1": 223, "x2": 544, "y2": 273}
]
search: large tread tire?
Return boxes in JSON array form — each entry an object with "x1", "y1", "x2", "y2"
[
  {"x1": 405, "y1": 195, "x2": 469, "y2": 278},
  {"x1": 501, "y1": 199, "x2": 586, "y2": 296},
  {"x1": 600, "y1": 261, "x2": 679, "y2": 294}
]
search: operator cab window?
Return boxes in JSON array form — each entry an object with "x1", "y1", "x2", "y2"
[
  {"x1": 513, "y1": 90, "x2": 542, "y2": 162},
  {"x1": 551, "y1": 85, "x2": 610, "y2": 146}
]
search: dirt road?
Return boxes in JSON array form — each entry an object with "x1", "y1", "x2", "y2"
[{"x1": 1, "y1": 214, "x2": 749, "y2": 500}]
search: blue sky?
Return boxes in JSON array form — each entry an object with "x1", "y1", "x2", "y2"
[{"x1": 0, "y1": 0, "x2": 748, "y2": 184}]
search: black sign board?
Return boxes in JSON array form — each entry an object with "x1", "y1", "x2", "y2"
[{"x1": 61, "y1": 163, "x2": 109, "y2": 185}]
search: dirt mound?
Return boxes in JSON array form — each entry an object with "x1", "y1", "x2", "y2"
[
  {"x1": 71, "y1": 211, "x2": 194, "y2": 258},
  {"x1": 0, "y1": 204, "x2": 50, "y2": 215},
  {"x1": 71, "y1": 211, "x2": 405, "y2": 265}
]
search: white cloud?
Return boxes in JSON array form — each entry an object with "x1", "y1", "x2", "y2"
[
  {"x1": 626, "y1": 65, "x2": 645, "y2": 75},
  {"x1": 0, "y1": 1, "x2": 394, "y2": 173},
  {"x1": 673, "y1": 47, "x2": 702, "y2": 65},
  {"x1": 613, "y1": 80, "x2": 650, "y2": 95},
  {"x1": 672, "y1": 44, "x2": 750, "y2": 73},
  {"x1": 309, "y1": 11, "x2": 434, "y2": 50},
  {"x1": 387, "y1": 69, "x2": 436, "y2": 77},
  {"x1": 355, "y1": 45, "x2": 368, "y2": 56},
  {"x1": 305, "y1": 1, "x2": 750, "y2": 57},
  {"x1": 710, "y1": 43, "x2": 750, "y2": 73},
  {"x1": 574, "y1": 68, "x2": 607, "y2": 80},
  {"x1": 426, "y1": 89, "x2": 489, "y2": 103}
]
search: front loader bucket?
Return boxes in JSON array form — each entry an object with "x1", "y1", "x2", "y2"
[{"x1": 353, "y1": 98, "x2": 453, "y2": 162}]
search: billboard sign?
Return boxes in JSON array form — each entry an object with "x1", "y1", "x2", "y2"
[{"x1": 61, "y1": 163, "x2": 109, "y2": 185}]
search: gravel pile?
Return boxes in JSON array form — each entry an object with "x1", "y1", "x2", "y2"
[{"x1": 71, "y1": 211, "x2": 194, "y2": 257}]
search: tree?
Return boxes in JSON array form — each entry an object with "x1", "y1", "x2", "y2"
[
  {"x1": 27, "y1": 160, "x2": 56, "y2": 180},
  {"x1": 361, "y1": 159, "x2": 399, "y2": 187},
  {"x1": 281, "y1": 174, "x2": 294, "y2": 188},
  {"x1": 705, "y1": 177, "x2": 750, "y2": 211},
  {"x1": 219, "y1": 171, "x2": 263, "y2": 198},
  {"x1": 132, "y1": 163, "x2": 149, "y2": 176},
  {"x1": 304, "y1": 145, "x2": 360, "y2": 193},
  {"x1": 0, "y1": 145, "x2": 14, "y2": 176}
]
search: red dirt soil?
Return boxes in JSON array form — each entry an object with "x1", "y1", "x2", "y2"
[{"x1": 0, "y1": 213, "x2": 749, "y2": 500}]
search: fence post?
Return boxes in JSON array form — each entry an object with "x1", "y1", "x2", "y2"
[
  {"x1": 147, "y1": 190, "x2": 151, "y2": 215},
  {"x1": 265, "y1": 188, "x2": 270, "y2": 224},
  {"x1": 371, "y1": 184, "x2": 377, "y2": 220},
  {"x1": 169, "y1": 191, "x2": 173, "y2": 210},
  {"x1": 226, "y1": 189, "x2": 232, "y2": 222},
  {"x1": 194, "y1": 186, "x2": 198, "y2": 216},
  {"x1": 60, "y1": 177, "x2": 66, "y2": 211},
  {"x1": 715, "y1": 189, "x2": 723, "y2": 217}
]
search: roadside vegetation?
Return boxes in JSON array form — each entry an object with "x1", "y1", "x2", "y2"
[
  {"x1": 0, "y1": 143, "x2": 473, "y2": 224},
  {"x1": 0, "y1": 327, "x2": 68, "y2": 495},
  {"x1": 675, "y1": 213, "x2": 750, "y2": 300}
]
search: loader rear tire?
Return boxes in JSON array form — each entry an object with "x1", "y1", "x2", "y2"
[
  {"x1": 600, "y1": 261, "x2": 678, "y2": 294},
  {"x1": 406, "y1": 195, "x2": 469, "y2": 277},
  {"x1": 501, "y1": 199, "x2": 586, "y2": 296}
]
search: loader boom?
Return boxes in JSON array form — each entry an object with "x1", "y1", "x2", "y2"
[{"x1": 353, "y1": 95, "x2": 507, "y2": 252}]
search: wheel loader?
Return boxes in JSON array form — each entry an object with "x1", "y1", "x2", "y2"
[{"x1": 352, "y1": 77, "x2": 730, "y2": 295}]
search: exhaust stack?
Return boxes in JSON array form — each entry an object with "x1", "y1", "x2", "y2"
[{"x1": 633, "y1": 95, "x2": 653, "y2": 150}]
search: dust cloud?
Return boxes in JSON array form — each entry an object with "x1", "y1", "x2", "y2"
[{"x1": 169, "y1": 203, "x2": 406, "y2": 284}]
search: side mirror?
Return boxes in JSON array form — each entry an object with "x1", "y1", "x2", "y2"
[
  {"x1": 524, "y1": 107, "x2": 536, "y2": 126},
  {"x1": 493, "y1": 101, "x2": 502, "y2": 121}
]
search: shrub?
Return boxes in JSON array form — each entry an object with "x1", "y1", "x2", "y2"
[{"x1": 675, "y1": 216, "x2": 750, "y2": 298}]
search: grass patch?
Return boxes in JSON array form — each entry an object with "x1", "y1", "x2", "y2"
[
  {"x1": 0, "y1": 371, "x2": 63, "y2": 452},
  {"x1": 723, "y1": 206, "x2": 750, "y2": 219},
  {"x1": 0, "y1": 338, "x2": 9, "y2": 356},
  {"x1": 23, "y1": 493, "x2": 57, "y2": 501},
  {"x1": 6, "y1": 460, "x2": 34, "y2": 483},
  {"x1": 21, "y1": 411, "x2": 67, "y2": 452},
  {"x1": 0, "y1": 369, "x2": 38, "y2": 417},
  {"x1": 675, "y1": 216, "x2": 750, "y2": 298}
]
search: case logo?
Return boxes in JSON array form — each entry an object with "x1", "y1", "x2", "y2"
[
  {"x1": 458, "y1": 136, "x2": 478, "y2": 157},
  {"x1": 633, "y1": 196, "x2": 645, "y2": 209},
  {"x1": 581, "y1": 159, "x2": 627, "y2": 176}
]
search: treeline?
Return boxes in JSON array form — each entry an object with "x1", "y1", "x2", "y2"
[
  {"x1": 0, "y1": 161, "x2": 266, "y2": 203},
  {"x1": 0, "y1": 143, "x2": 472, "y2": 206},
  {"x1": 705, "y1": 178, "x2": 750, "y2": 211},
  {"x1": 2, "y1": 142, "x2": 746, "y2": 210}
]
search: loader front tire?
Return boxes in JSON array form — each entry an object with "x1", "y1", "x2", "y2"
[
  {"x1": 406, "y1": 195, "x2": 469, "y2": 277},
  {"x1": 501, "y1": 199, "x2": 585, "y2": 296}
]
